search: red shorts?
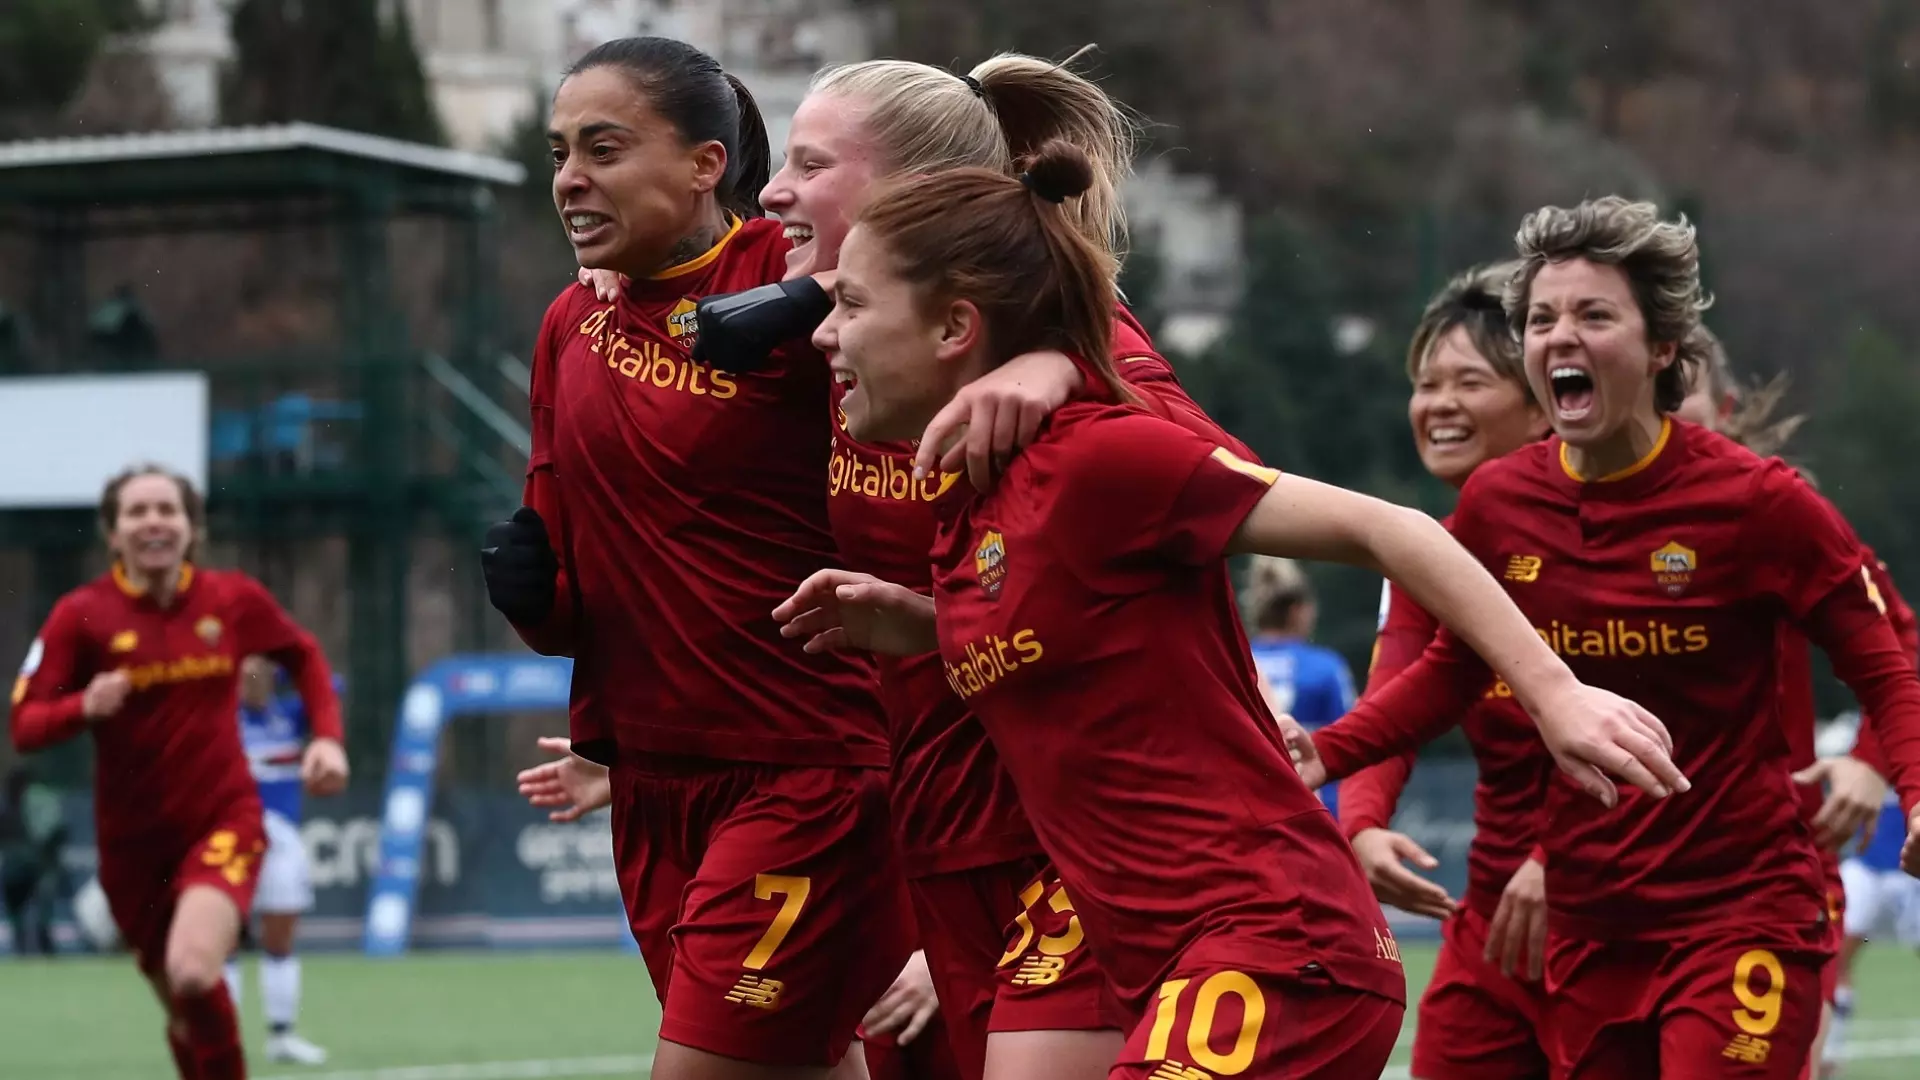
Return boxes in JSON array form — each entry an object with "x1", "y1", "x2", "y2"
[
  {"x1": 910, "y1": 855, "x2": 1120, "y2": 1079},
  {"x1": 1545, "y1": 923, "x2": 1832, "y2": 1080},
  {"x1": 1413, "y1": 906, "x2": 1550, "y2": 1080},
  {"x1": 610, "y1": 755, "x2": 914, "y2": 1067},
  {"x1": 99, "y1": 810, "x2": 267, "y2": 976},
  {"x1": 1819, "y1": 863, "x2": 1846, "y2": 1006},
  {"x1": 1109, "y1": 966, "x2": 1402, "y2": 1080}
]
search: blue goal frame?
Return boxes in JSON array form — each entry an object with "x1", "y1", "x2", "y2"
[{"x1": 362, "y1": 653, "x2": 573, "y2": 956}]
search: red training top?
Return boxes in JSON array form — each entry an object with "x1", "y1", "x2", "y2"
[
  {"x1": 1315, "y1": 420, "x2": 1920, "y2": 941},
  {"x1": 931, "y1": 401, "x2": 1406, "y2": 1015},
  {"x1": 517, "y1": 216, "x2": 886, "y2": 768},
  {"x1": 827, "y1": 310, "x2": 1258, "y2": 877},
  {"x1": 11, "y1": 564, "x2": 340, "y2": 852}
]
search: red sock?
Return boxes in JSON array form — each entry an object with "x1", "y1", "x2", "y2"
[
  {"x1": 174, "y1": 984, "x2": 246, "y2": 1080},
  {"x1": 167, "y1": 1025, "x2": 201, "y2": 1080}
]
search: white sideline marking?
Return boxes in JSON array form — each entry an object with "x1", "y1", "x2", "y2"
[
  {"x1": 1374, "y1": 1025, "x2": 1920, "y2": 1079},
  {"x1": 259, "y1": 1055, "x2": 653, "y2": 1080},
  {"x1": 260, "y1": 1028, "x2": 1920, "y2": 1080}
]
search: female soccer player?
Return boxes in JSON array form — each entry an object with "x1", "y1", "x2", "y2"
[
  {"x1": 226, "y1": 655, "x2": 333, "y2": 1065},
  {"x1": 484, "y1": 37, "x2": 906, "y2": 1080},
  {"x1": 773, "y1": 142, "x2": 1682, "y2": 1080},
  {"x1": 542, "y1": 46, "x2": 1236, "y2": 1080},
  {"x1": 11, "y1": 464, "x2": 346, "y2": 1080},
  {"x1": 485, "y1": 38, "x2": 1117, "y2": 1080},
  {"x1": 1300, "y1": 196, "x2": 1920, "y2": 1080},
  {"x1": 1674, "y1": 326, "x2": 1917, "y2": 1080},
  {"x1": 1335, "y1": 261, "x2": 1558, "y2": 1080}
]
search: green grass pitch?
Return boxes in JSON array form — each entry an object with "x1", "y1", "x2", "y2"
[{"x1": 6, "y1": 944, "x2": 1920, "y2": 1078}]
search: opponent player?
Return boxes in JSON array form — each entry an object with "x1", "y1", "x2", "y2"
[
  {"x1": 224, "y1": 655, "x2": 332, "y2": 1066},
  {"x1": 774, "y1": 143, "x2": 1683, "y2": 1079},
  {"x1": 11, "y1": 464, "x2": 347, "y2": 1079},
  {"x1": 1245, "y1": 556, "x2": 1356, "y2": 814},
  {"x1": 541, "y1": 46, "x2": 1223, "y2": 1080},
  {"x1": 1830, "y1": 784, "x2": 1917, "y2": 1075},
  {"x1": 1335, "y1": 261, "x2": 1557, "y2": 1080},
  {"x1": 1299, "y1": 196, "x2": 1920, "y2": 1079}
]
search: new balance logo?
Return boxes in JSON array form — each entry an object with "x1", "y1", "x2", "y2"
[
  {"x1": 1011, "y1": 955, "x2": 1066, "y2": 987},
  {"x1": 1722, "y1": 1034, "x2": 1771, "y2": 1065},
  {"x1": 1504, "y1": 555, "x2": 1542, "y2": 583},
  {"x1": 724, "y1": 975, "x2": 784, "y2": 1010},
  {"x1": 1148, "y1": 1062, "x2": 1212, "y2": 1080}
]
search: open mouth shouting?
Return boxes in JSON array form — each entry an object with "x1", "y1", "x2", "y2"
[{"x1": 1549, "y1": 363, "x2": 1596, "y2": 422}]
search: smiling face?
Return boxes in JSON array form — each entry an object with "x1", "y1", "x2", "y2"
[
  {"x1": 548, "y1": 66, "x2": 727, "y2": 276},
  {"x1": 1409, "y1": 326, "x2": 1549, "y2": 488},
  {"x1": 1522, "y1": 257, "x2": 1674, "y2": 446},
  {"x1": 759, "y1": 92, "x2": 884, "y2": 281},
  {"x1": 109, "y1": 473, "x2": 192, "y2": 578},
  {"x1": 812, "y1": 225, "x2": 975, "y2": 442}
]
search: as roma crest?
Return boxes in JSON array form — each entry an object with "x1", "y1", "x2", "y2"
[
  {"x1": 666, "y1": 298, "x2": 700, "y2": 350},
  {"x1": 1650, "y1": 541, "x2": 1696, "y2": 597},
  {"x1": 195, "y1": 616, "x2": 224, "y2": 646},
  {"x1": 975, "y1": 530, "x2": 1008, "y2": 599}
]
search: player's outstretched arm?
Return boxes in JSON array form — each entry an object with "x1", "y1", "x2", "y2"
[
  {"x1": 773, "y1": 570, "x2": 939, "y2": 657},
  {"x1": 1229, "y1": 473, "x2": 1687, "y2": 808}
]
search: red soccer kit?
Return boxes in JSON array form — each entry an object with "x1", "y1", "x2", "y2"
[
  {"x1": 10, "y1": 564, "x2": 340, "y2": 971},
  {"x1": 515, "y1": 216, "x2": 908, "y2": 1066},
  {"x1": 1313, "y1": 419, "x2": 1920, "y2": 1080},
  {"x1": 1774, "y1": 546, "x2": 1918, "y2": 1011},
  {"x1": 828, "y1": 308, "x2": 1253, "y2": 1073},
  {"x1": 931, "y1": 402, "x2": 1406, "y2": 1080},
  {"x1": 1338, "y1": 533, "x2": 1554, "y2": 1080}
]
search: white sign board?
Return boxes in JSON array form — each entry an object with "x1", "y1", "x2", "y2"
[{"x1": 0, "y1": 372, "x2": 209, "y2": 509}]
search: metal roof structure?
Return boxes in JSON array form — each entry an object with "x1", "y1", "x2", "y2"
[
  {"x1": 0, "y1": 123, "x2": 528, "y2": 750},
  {"x1": 0, "y1": 122, "x2": 524, "y2": 207},
  {"x1": 0, "y1": 121, "x2": 524, "y2": 183}
]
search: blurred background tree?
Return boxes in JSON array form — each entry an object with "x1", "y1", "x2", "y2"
[
  {"x1": 222, "y1": 0, "x2": 443, "y2": 144},
  {"x1": 0, "y1": 0, "x2": 152, "y2": 137}
]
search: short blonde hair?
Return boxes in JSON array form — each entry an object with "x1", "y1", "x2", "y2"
[
  {"x1": 1408, "y1": 261, "x2": 1530, "y2": 400},
  {"x1": 808, "y1": 48, "x2": 1137, "y2": 260},
  {"x1": 1506, "y1": 196, "x2": 1712, "y2": 413}
]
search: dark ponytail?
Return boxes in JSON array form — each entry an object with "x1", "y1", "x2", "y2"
[
  {"x1": 721, "y1": 73, "x2": 771, "y2": 218},
  {"x1": 567, "y1": 37, "x2": 770, "y2": 217}
]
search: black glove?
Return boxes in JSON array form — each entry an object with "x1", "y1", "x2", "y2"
[
  {"x1": 691, "y1": 276, "x2": 834, "y2": 372},
  {"x1": 481, "y1": 506, "x2": 557, "y2": 625}
]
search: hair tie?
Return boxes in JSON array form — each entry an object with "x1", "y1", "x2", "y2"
[
  {"x1": 959, "y1": 74, "x2": 985, "y2": 99},
  {"x1": 1019, "y1": 171, "x2": 1065, "y2": 204}
]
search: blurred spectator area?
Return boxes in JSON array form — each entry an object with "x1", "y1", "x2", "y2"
[{"x1": 0, "y1": 123, "x2": 534, "y2": 778}]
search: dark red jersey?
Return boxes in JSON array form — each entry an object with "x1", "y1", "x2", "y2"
[
  {"x1": 1778, "y1": 548, "x2": 1918, "y2": 830},
  {"x1": 930, "y1": 402, "x2": 1405, "y2": 1016},
  {"x1": 10, "y1": 565, "x2": 339, "y2": 850},
  {"x1": 518, "y1": 216, "x2": 886, "y2": 768},
  {"x1": 826, "y1": 317, "x2": 1254, "y2": 877},
  {"x1": 1338, "y1": 516, "x2": 1554, "y2": 920},
  {"x1": 1315, "y1": 420, "x2": 1920, "y2": 941}
]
